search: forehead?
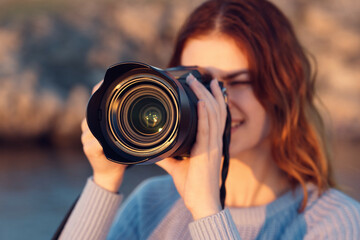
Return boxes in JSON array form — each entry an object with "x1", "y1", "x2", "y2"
[{"x1": 180, "y1": 34, "x2": 248, "y2": 73}]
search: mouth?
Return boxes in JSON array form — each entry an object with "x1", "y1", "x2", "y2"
[{"x1": 231, "y1": 120, "x2": 245, "y2": 131}]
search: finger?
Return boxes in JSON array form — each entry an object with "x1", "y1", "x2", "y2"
[
  {"x1": 83, "y1": 139, "x2": 105, "y2": 159},
  {"x1": 186, "y1": 74, "x2": 219, "y2": 137},
  {"x1": 198, "y1": 99, "x2": 219, "y2": 159},
  {"x1": 206, "y1": 79, "x2": 222, "y2": 133},
  {"x1": 210, "y1": 79, "x2": 226, "y2": 116},
  {"x1": 187, "y1": 74, "x2": 219, "y2": 119},
  {"x1": 81, "y1": 122, "x2": 99, "y2": 147},
  {"x1": 81, "y1": 128, "x2": 95, "y2": 144},
  {"x1": 81, "y1": 118, "x2": 89, "y2": 132},
  {"x1": 210, "y1": 79, "x2": 227, "y2": 132},
  {"x1": 191, "y1": 100, "x2": 210, "y2": 158},
  {"x1": 187, "y1": 75, "x2": 221, "y2": 155}
]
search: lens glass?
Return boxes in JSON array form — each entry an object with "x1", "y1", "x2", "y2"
[{"x1": 129, "y1": 97, "x2": 167, "y2": 135}]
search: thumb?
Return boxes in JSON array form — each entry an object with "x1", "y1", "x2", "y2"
[{"x1": 156, "y1": 157, "x2": 181, "y2": 175}]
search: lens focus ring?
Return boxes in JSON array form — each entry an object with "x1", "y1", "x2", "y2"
[{"x1": 105, "y1": 74, "x2": 179, "y2": 157}]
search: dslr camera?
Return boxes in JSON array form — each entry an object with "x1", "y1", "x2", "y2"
[{"x1": 87, "y1": 61, "x2": 226, "y2": 165}]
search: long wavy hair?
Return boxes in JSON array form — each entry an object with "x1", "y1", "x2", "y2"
[{"x1": 168, "y1": 0, "x2": 334, "y2": 211}]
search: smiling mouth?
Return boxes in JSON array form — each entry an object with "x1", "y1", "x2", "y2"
[{"x1": 231, "y1": 120, "x2": 245, "y2": 129}]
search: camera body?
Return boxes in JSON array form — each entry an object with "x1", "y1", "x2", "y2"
[{"x1": 87, "y1": 61, "x2": 222, "y2": 165}]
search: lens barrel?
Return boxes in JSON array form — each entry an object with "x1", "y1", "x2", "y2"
[{"x1": 87, "y1": 62, "x2": 215, "y2": 165}]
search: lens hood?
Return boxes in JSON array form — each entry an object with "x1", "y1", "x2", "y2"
[{"x1": 87, "y1": 61, "x2": 215, "y2": 165}]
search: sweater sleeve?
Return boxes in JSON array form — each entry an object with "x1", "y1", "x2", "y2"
[
  {"x1": 189, "y1": 208, "x2": 242, "y2": 240},
  {"x1": 59, "y1": 177, "x2": 123, "y2": 240}
]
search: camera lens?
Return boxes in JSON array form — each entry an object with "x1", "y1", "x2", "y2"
[
  {"x1": 129, "y1": 97, "x2": 166, "y2": 135},
  {"x1": 105, "y1": 73, "x2": 179, "y2": 157},
  {"x1": 86, "y1": 62, "x2": 215, "y2": 164}
]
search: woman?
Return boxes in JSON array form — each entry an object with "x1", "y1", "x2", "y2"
[{"x1": 59, "y1": 0, "x2": 360, "y2": 239}]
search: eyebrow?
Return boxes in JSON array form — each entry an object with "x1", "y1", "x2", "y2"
[{"x1": 221, "y1": 70, "x2": 249, "y2": 81}]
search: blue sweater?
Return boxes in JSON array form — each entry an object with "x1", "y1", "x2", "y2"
[{"x1": 60, "y1": 175, "x2": 360, "y2": 239}]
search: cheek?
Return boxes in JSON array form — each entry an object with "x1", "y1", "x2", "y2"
[
  {"x1": 246, "y1": 97, "x2": 270, "y2": 138},
  {"x1": 257, "y1": 111, "x2": 271, "y2": 140},
  {"x1": 230, "y1": 114, "x2": 270, "y2": 157},
  {"x1": 229, "y1": 91, "x2": 270, "y2": 155}
]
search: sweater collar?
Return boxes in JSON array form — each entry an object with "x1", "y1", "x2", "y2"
[{"x1": 227, "y1": 183, "x2": 317, "y2": 225}]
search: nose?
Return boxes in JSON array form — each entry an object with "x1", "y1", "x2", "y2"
[
  {"x1": 222, "y1": 82, "x2": 235, "y2": 109},
  {"x1": 227, "y1": 95, "x2": 236, "y2": 110}
]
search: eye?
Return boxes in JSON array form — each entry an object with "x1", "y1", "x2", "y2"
[
  {"x1": 229, "y1": 80, "x2": 252, "y2": 86},
  {"x1": 228, "y1": 80, "x2": 252, "y2": 90},
  {"x1": 220, "y1": 70, "x2": 252, "y2": 89}
]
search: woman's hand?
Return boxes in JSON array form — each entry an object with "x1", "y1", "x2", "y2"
[
  {"x1": 81, "y1": 81, "x2": 126, "y2": 193},
  {"x1": 156, "y1": 74, "x2": 227, "y2": 220}
]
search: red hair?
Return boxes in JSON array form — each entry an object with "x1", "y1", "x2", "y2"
[{"x1": 169, "y1": 0, "x2": 334, "y2": 211}]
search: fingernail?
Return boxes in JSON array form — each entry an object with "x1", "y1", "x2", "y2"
[
  {"x1": 211, "y1": 78, "x2": 218, "y2": 87},
  {"x1": 186, "y1": 73, "x2": 196, "y2": 85}
]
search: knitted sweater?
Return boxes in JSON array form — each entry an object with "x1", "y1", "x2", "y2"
[{"x1": 60, "y1": 175, "x2": 360, "y2": 240}]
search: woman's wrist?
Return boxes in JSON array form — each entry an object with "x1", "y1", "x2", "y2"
[
  {"x1": 93, "y1": 171, "x2": 125, "y2": 193},
  {"x1": 191, "y1": 204, "x2": 222, "y2": 220},
  {"x1": 188, "y1": 199, "x2": 222, "y2": 220}
]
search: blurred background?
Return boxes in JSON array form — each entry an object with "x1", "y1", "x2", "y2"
[{"x1": 0, "y1": 0, "x2": 359, "y2": 239}]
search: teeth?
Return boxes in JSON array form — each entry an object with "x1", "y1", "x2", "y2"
[{"x1": 231, "y1": 121, "x2": 243, "y2": 128}]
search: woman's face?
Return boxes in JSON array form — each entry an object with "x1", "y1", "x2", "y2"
[{"x1": 180, "y1": 34, "x2": 270, "y2": 158}]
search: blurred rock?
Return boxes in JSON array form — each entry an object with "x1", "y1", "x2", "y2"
[
  {"x1": 0, "y1": 71, "x2": 61, "y2": 142},
  {"x1": 0, "y1": 0, "x2": 359, "y2": 147},
  {"x1": 51, "y1": 85, "x2": 90, "y2": 148}
]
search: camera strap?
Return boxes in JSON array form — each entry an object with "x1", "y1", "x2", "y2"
[{"x1": 220, "y1": 106, "x2": 231, "y2": 209}]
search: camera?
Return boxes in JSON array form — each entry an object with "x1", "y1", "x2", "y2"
[{"x1": 87, "y1": 61, "x2": 225, "y2": 165}]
